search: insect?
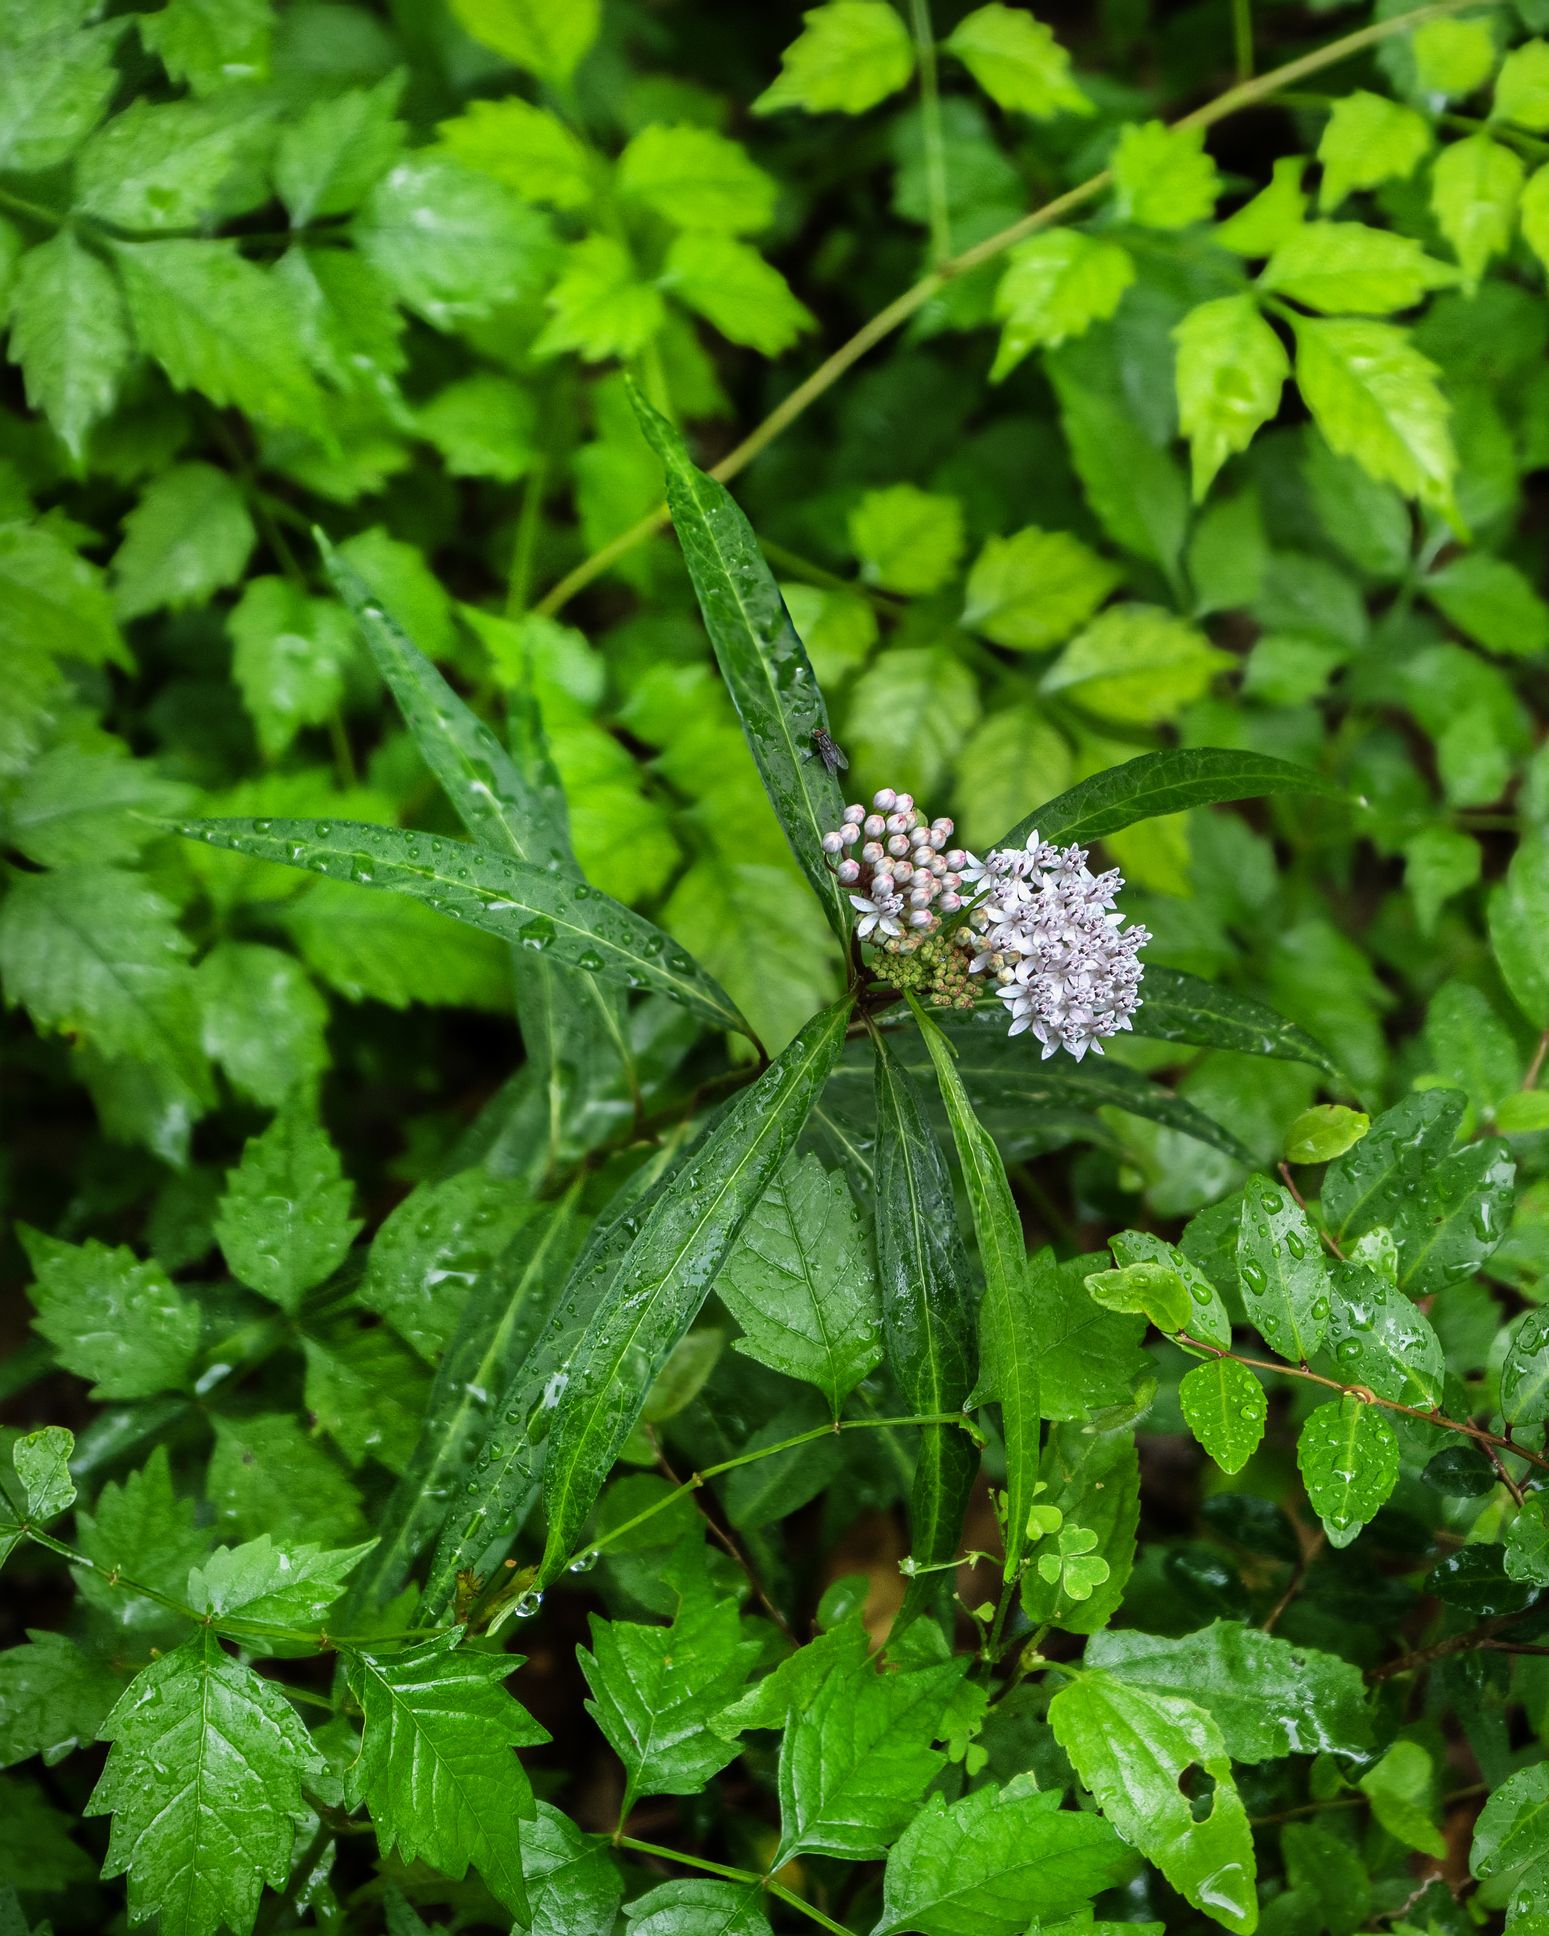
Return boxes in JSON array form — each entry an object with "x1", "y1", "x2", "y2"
[{"x1": 811, "y1": 727, "x2": 849, "y2": 775}]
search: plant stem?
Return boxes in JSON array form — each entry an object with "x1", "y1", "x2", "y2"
[
  {"x1": 908, "y1": 0, "x2": 952, "y2": 262},
  {"x1": 618, "y1": 1836, "x2": 858, "y2": 1936},
  {"x1": 1174, "y1": 1332, "x2": 1549, "y2": 1475},
  {"x1": 1231, "y1": 0, "x2": 1254, "y2": 83},
  {"x1": 532, "y1": 0, "x2": 1480, "y2": 618}
]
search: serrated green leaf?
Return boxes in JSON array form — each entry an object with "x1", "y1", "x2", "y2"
[
  {"x1": 301, "y1": 1322, "x2": 428, "y2": 1474},
  {"x1": 716, "y1": 1150, "x2": 881, "y2": 1415},
  {"x1": 1047, "y1": 350, "x2": 1188, "y2": 579},
  {"x1": 627, "y1": 1880, "x2": 772, "y2": 1936},
  {"x1": 0, "y1": 24, "x2": 117, "y2": 172},
  {"x1": 873, "y1": 1032, "x2": 979, "y2": 1617},
  {"x1": 539, "y1": 1000, "x2": 850, "y2": 1582},
  {"x1": 1317, "y1": 91, "x2": 1430, "y2": 211},
  {"x1": 113, "y1": 240, "x2": 324, "y2": 429},
  {"x1": 1179, "y1": 1357, "x2": 1265, "y2": 1474},
  {"x1": 1291, "y1": 315, "x2": 1456, "y2": 513},
  {"x1": 0, "y1": 1631, "x2": 120, "y2": 1770},
  {"x1": 419, "y1": 372, "x2": 538, "y2": 481},
  {"x1": 1041, "y1": 605, "x2": 1231, "y2": 723},
  {"x1": 214, "y1": 1097, "x2": 360, "y2": 1313},
  {"x1": 138, "y1": 0, "x2": 270, "y2": 93},
  {"x1": 1260, "y1": 221, "x2": 1457, "y2": 314},
  {"x1": 280, "y1": 872, "x2": 510, "y2": 1012},
  {"x1": 961, "y1": 524, "x2": 1119, "y2": 649},
  {"x1": 435, "y1": 97, "x2": 592, "y2": 209},
  {"x1": 1050, "y1": 1670, "x2": 1257, "y2": 1934},
  {"x1": 1432, "y1": 134, "x2": 1523, "y2": 294},
  {"x1": 174, "y1": 816, "x2": 750, "y2": 1036},
  {"x1": 274, "y1": 73, "x2": 404, "y2": 226},
  {"x1": 580, "y1": 1545, "x2": 760, "y2": 1812},
  {"x1": 227, "y1": 577, "x2": 354, "y2": 760},
  {"x1": 448, "y1": 0, "x2": 599, "y2": 83},
  {"x1": 1174, "y1": 295, "x2": 1289, "y2": 500},
  {"x1": 77, "y1": 98, "x2": 258, "y2": 232},
  {"x1": 188, "y1": 1534, "x2": 373, "y2": 1635},
  {"x1": 195, "y1": 940, "x2": 329, "y2": 1109},
  {"x1": 0, "y1": 519, "x2": 125, "y2": 668},
  {"x1": 618, "y1": 123, "x2": 777, "y2": 233},
  {"x1": 208, "y1": 1413, "x2": 363, "y2": 1547},
  {"x1": 19, "y1": 1227, "x2": 200, "y2": 1400},
  {"x1": 536, "y1": 235, "x2": 666, "y2": 362},
  {"x1": 914, "y1": 1003, "x2": 1038, "y2": 1580},
  {"x1": 87, "y1": 1630, "x2": 323, "y2": 1936},
  {"x1": 1426, "y1": 553, "x2": 1549, "y2": 657},
  {"x1": 849, "y1": 484, "x2": 964, "y2": 595},
  {"x1": 1135, "y1": 967, "x2": 1341, "y2": 1079},
  {"x1": 524, "y1": 1800, "x2": 622, "y2": 1936},
  {"x1": 74, "y1": 1446, "x2": 212, "y2": 1641},
  {"x1": 845, "y1": 643, "x2": 979, "y2": 795},
  {"x1": 1215, "y1": 156, "x2": 1307, "y2": 255},
  {"x1": 360, "y1": 1166, "x2": 529, "y2": 1362},
  {"x1": 345, "y1": 1629, "x2": 548, "y2": 1919},
  {"x1": 6, "y1": 231, "x2": 131, "y2": 459},
  {"x1": 1236, "y1": 1171, "x2": 1329, "y2": 1362},
  {"x1": 663, "y1": 231, "x2": 814, "y2": 356},
  {"x1": 113, "y1": 462, "x2": 256, "y2": 620},
  {"x1": 990, "y1": 232, "x2": 1134, "y2": 381},
  {"x1": 873, "y1": 1774, "x2": 1128, "y2": 1936},
  {"x1": 1297, "y1": 1394, "x2": 1398, "y2": 1546},
  {"x1": 1112, "y1": 120, "x2": 1219, "y2": 229},
  {"x1": 3, "y1": 725, "x2": 188, "y2": 869},
  {"x1": 631, "y1": 387, "x2": 851, "y2": 947},
  {"x1": 942, "y1": 4, "x2": 1088, "y2": 120},
  {"x1": 755, "y1": 1, "x2": 915, "y2": 116},
  {"x1": 8, "y1": 1427, "x2": 75, "y2": 1532},
  {"x1": 1085, "y1": 1620, "x2": 1372, "y2": 1760}
]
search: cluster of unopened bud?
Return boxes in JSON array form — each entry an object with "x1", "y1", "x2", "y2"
[
  {"x1": 821, "y1": 788, "x2": 966, "y2": 952},
  {"x1": 872, "y1": 932, "x2": 976, "y2": 1009}
]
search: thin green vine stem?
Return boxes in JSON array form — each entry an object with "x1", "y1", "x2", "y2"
[
  {"x1": 908, "y1": 0, "x2": 952, "y2": 262},
  {"x1": 566, "y1": 1411, "x2": 981, "y2": 1571},
  {"x1": 619, "y1": 1836, "x2": 858, "y2": 1936},
  {"x1": 532, "y1": 0, "x2": 1479, "y2": 619}
]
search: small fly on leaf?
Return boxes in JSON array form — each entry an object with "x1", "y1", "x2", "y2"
[{"x1": 811, "y1": 727, "x2": 849, "y2": 775}]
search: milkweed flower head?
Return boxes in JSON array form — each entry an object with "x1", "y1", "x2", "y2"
[
  {"x1": 959, "y1": 830, "x2": 1150, "y2": 1060},
  {"x1": 821, "y1": 788, "x2": 967, "y2": 949}
]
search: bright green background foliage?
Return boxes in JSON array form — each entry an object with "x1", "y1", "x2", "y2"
[{"x1": 4, "y1": 0, "x2": 1549, "y2": 1932}]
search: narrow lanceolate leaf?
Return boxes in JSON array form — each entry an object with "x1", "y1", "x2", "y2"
[
  {"x1": 1134, "y1": 966, "x2": 1341, "y2": 1079},
  {"x1": 715, "y1": 1150, "x2": 882, "y2": 1415},
  {"x1": 630, "y1": 385, "x2": 851, "y2": 945},
  {"x1": 1236, "y1": 1172, "x2": 1330, "y2": 1363},
  {"x1": 872, "y1": 1774, "x2": 1131, "y2": 1936},
  {"x1": 537, "y1": 999, "x2": 852, "y2": 1583},
  {"x1": 872, "y1": 1031, "x2": 980, "y2": 1616},
  {"x1": 87, "y1": 1631, "x2": 324, "y2": 1936},
  {"x1": 171, "y1": 817, "x2": 751, "y2": 1038},
  {"x1": 913, "y1": 1002, "x2": 1037, "y2": 1582},
  {"x1": 1179, "y1": 1358, "x2": 1265, "y2": 1475},
  {"x1": 994, "y1": 746, "x2": 1345, "y2": 854},
  {"x1": 1049, "y1": 1672, "x2": 1257, "y2": 1935},
  {"x1": 1297, "y1": 1394, "x2": 1398, "y2": 1547},
  {"x1": 345, "y1": 1630, "x2": 549, "y2": 1920},
  {"x1": 341, "y1": 1190, "x2": 583, "y2": 1621}
]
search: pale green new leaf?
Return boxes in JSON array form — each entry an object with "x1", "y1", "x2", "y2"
[
  {"x1": 942, "y1": 4, "x2": 1089, "y2": 120},
  {"x1": 618, "y1": 124, "x2": 777, "y2": 234},
  {"x1": 849, "y1": 484, "x2": 964, "y2": 595},
  {"x1": 214, "y1": 1097, "x2": 360, "y2": 1314},
  {"x1": 6, "y1": 231, "x2": 131, "y2": 459},
  {"x1": 1260, "y1": 220, "x2": 1457, "y2": 314},
  {"x1": 915, "y1": 1003, "x2": 1038, "y2": 1581},
  {"x1": 1173, "y1": 294, "x2": 1289, "y2": 500},
  {"x1": 1292, "y1": 315, "x2": 1456, "y2": 513},
  {"x1": 716, "y1": 1150, "x2": 882, "y2": 1415},
  {"x1": 1496, "y1": 40, "x2": 1549, "y2": 131},
  {"x1": 448, "y1": 0, "x2": 599, "y2": 82},
  {"x1": 663, "y1": 233, "x2": 814, "y2": 356},
  {"x1": 19, "y1": 1227, "x2": 200, "y2": 1400},
  {"x1": 1431, "y1": 134, "x2": 1524, "y2": 293},
  {"x1": 1050, "y1": 1671, "x2": 1257, "y2": 1934},
  {"x1": 1179, "y1": 1358, "x2": 1265, "y2": 1474},
  {"x1": 76, "y1": 99, "x2": 258, "y2": 232},
  {"x1": 579, "y1": 1550, "x2": 760, "y2": 1812},
  {"x1": 1360, "y1": 1740, "x2": 1446, "y2": 1858},
  {"x1": 1297, "y1": 1395, "x2": 1398, "y2": 1546},
  {"x1": 873, "y1": 1774, "x2": 1129, "y2": 1936},
  {"x1": 173, "y1": 816, "x2": 750, "y2": 1036},
  {"x1": 346, "y1": 1629, "x2": 548, "y2": 1919},
  {"x1": 1317, "y1": 91, "x2": 1430, "y2": 210},
  {"x1": 138, "y1": 0, "x2": 270, "y2": 94},
  {"x1": 962, "y1": 525, "x2": 1119, "y2": 649},
  {"x1": 538, "y1": 1000, "x2": 850, "y2": 1582},
  {"x1": 87, "y1": 1631, "x2": 323, "y2": 1936},
  {"x1": 1109, "y1": 1229, "x2": 1229, "y2": 1347},
  {"x1": 1215, "y1": 157, "x2": 1307, "y2": 255},
  {"x1": 1236, "y1": 1171, "x2": 1329, "y2": 1362},
  {"x1": 991, "y1": 232, "x2": 1134, "y2": 381},
  {"x1": 1041, "y1": 605, "x2": 1231, "y2": 723},
  {"x1": 537, "y1": 236, "x2": 666, "y2": 363},
  {"x1": 1085, "y1": 1621, "x2": 1372, "y2": 1760},
  {"x1": 112, "y1": 240, "x2": 324, "y2": 428},
  {"x1": 1112, "y1": 120, "x2": 1220, "y2": 229},
  {"x1": 755, "y1": 1, "x2": 915, "y2": 115}
]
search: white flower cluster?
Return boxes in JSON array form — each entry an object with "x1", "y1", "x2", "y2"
[
  {"x1": 821, "y1": 788, "x2": 966, "y2": 951},
  {"x1": 962, "y1": 832, "x2": 1150, "y2": 1060}
]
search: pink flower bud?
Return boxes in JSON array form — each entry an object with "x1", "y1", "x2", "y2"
[
  {"x1": 910, "y1": 825, "x2": 931, "y2": 847},
  {"x1": 886, "y1": 813, "x2": 909, "y2": 835},
  {"x1": 821, "y1": 831, "x2": 844, "y2": 855},
  {"x1": 909, "y1": 887, "x2": 932, "y2": 909},
  {"x1": 944, "y1": 850, "x2": 965, "y2": 870},
  {"x1": 895, "y1": 792, "x2": 914, "y2": 814},
  {"x1": 862, "y1": 841, "x2": 884, "y2": 864},
  {"x1": 887, "y1": 834, "x2": 910, "y2": 858},
  {"x1": 837, "y1": 858, "x2": 861, "y2": 884},
  {"x1": 939, "y1": 892, "x2": 961, "y2": 913},
  {"x1": 872, "y1": 787, "x2": 897, "y2": 811},
  {"x1": 842, "y1": 804, "x2": 865, "y2": 824},
  {"x1": 893, "y1": 860, "x2": 913, "y2": 884},
  {"x1": 840, "y1": 822, "x2": 860, "y2": 846},
  {"x1": 908, "y1": 908, "x2": 932, "y2": 929},
  {"x1": 932, "y1": 817, "x2": 953, "y2": 837},
  {"x1": 864, "y1": 814, "x2": 885, "y2": 838}
]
